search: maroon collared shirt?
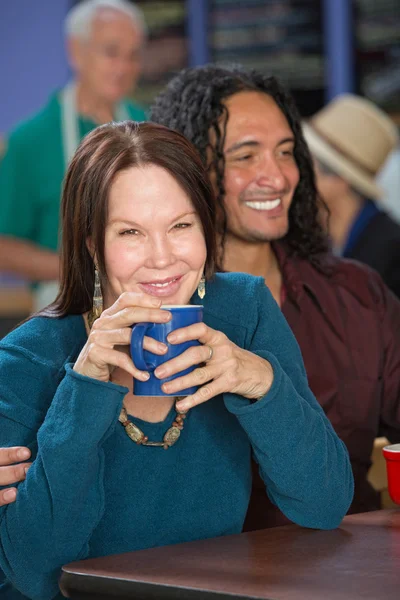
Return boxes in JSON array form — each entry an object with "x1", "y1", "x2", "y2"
[{"x1": 244, "y1": 243, "x2": 400, "y2": 531}]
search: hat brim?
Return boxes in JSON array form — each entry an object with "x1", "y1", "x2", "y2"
[{"x1": 303, "y1": 123, "x2": 383, "y2": 200}]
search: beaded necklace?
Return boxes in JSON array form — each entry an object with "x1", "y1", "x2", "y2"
[{"x1": 118, "y1": 400, "x2": 189, "y2": 450}]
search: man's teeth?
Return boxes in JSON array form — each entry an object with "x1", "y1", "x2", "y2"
[
  {"x1": 149, "y1": 278, "x2": 177, "y2": 288},
  {"x1": 245, "y1": 199, "x2": 281, "y2": 211}
]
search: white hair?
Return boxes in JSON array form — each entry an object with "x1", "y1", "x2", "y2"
[{"x1": 64, "y1": 0, "x2": 147, "y2": 40}]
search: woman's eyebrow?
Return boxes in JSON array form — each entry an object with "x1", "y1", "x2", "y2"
[{"x1": 109, "y1": 211, "x2": 197, "y2": 227}]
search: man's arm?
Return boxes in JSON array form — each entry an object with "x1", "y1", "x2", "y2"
[
  {"x1": 0, "y1": 129, "x2": 60, "y2": 282},
  {"x1": 0, "y1": 236, "x2": 59, "y2": 281},
  {"x1": 0, "y1": 446, "x2": 31, "y2": 506},
  {"x1": 378, "y1": 280, "x2": 400, "y2": 442}
]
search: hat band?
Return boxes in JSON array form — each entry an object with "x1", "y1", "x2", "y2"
[{"x1": 310, "y1": 123, "x2": 377, "y2": 178}]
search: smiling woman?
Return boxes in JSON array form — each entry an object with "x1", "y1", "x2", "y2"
[
  {"x1": 0, "y1": 121, "x2": 353, "y2": 600},
  {"x1": 56, "y1": 121, "x2": 216, "y2": 321},
  {"x1": 102, "y1": 164, "x2": 207, "y2": 306}
]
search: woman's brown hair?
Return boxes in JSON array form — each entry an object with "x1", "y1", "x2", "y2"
[{"x1": 46, "y1": 121, "x2": 217, "y2": 317}]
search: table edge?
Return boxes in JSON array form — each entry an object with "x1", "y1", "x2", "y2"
[{"x1": 59, "y1": 570, "x2": 271, "y2": 600}]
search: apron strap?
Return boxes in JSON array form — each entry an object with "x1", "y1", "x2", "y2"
[{"x1": 60, "y1": 81, "x2": 131, "y2": 169}]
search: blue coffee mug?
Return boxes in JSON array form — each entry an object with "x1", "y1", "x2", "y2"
[{"x1": 130, "y1": 305, "x2": 204, "y2": 396}]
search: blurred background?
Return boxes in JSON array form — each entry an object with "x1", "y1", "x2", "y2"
[
  {"x1": 0, "y1": 0, "x2": 399, "y2": 333},
  {"x1": 1, "y1": 0, "x2": 399, "y2": 131}
]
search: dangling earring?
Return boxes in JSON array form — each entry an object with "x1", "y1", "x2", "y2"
[
  {"x1": 197, "y1": 275, "x2": 206, "y2": 300},
  {"x1": 88, "y1": 266, "x2": 103, "y2": 329}
]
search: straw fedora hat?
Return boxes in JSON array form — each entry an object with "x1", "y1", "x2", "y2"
[{"x1": 303, "y1": 94, "x2": 399, "y2": 200}]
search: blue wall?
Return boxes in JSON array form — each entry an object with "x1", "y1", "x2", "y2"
[
  {"x1": 323, "y1": 0, "x2": 354, "y2": 101},
  {"x1": 0, "y1": 0, "x2": 71, "y2": 134}
]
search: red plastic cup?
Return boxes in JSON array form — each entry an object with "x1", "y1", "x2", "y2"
[{"x1": 382, "y1": 443, "x2": 400, "y2": 505}]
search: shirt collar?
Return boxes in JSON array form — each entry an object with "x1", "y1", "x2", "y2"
[
  {"x1": 272, "y1": 242, "x2": 336, "y2": 310},
  {"x1": 273, "y1": 242, "x2": 305, "y2": 306}
]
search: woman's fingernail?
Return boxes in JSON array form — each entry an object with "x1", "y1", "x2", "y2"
[
  {"x1": 24, "y1": 466, "x2": 30, "y2": 475},
  {"x1": 167, "y1": 333, "x2": 177, "y2": 342},
  {"x1": 158, "y1": 343, "x2": 168, "y2": 353},
  {"x1": 162, "y1": 382, "x2": 171, "y2": 392},
  {"x1": 176, "y1": 401, "x2": 188, "y2": 412},
  {"x1": 155, "y1": 368, "x2": 166, "y2": 378},
  {"x1": 140, "y1": 372, "x2": 150, "y2": 380},
  {"x1": 162, "y1": 312, "x2": 172, "y2": 321},
  {"x1": 3, "y1": 489, "x2": 17, "y2": 502},
  {"x1": 17, "y1": 448, "x2": 30, "y2": 460}
]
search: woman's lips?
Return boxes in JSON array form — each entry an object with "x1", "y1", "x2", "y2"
[{"x1": 138, "y1": 275, "x2": 183, "y2": 298}]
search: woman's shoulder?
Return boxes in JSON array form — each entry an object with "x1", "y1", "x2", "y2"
[
  {"x1": 203, "y1": 272, "x2": 271, "y2": 326},
  {"x1": 0, "y1": 314, "x2": 86, "y2": 371},
  {"x1": 209, "y1": 271, "x2": 264, "y2": 290},
  {"x1": 207, "y1": 273, "x2": 265, "y2": 296}
]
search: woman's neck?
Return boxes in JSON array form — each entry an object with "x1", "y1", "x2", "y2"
[{"x1": 112, "y1": 368, "x2": 176, "y2": 423}]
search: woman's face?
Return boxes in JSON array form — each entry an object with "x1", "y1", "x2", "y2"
[{"x1": 102, "y1": 164, "x2": 207, "y2": 308}]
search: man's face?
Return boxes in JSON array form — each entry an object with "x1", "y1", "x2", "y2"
[
  {"x1": 70, "y1": 10, "x2": 143, "y2": 104},
  {"x1": 219, "y1": 91, "x2": 300, "y2": 243}
]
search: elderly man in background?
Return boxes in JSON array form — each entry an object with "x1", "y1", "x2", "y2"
[
  {"x1": 151, "y1": 64, "x2": 400, "y2": 528},
  {"x1": 303, "y1": 94, "x2": 400, "y2": 299},
  {"x1": 0, "y1": 0, "x2": 147, "y2": 309}
]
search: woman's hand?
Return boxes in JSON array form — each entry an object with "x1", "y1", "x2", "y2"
[
  {"x1": 153, "y1": 323, "x2": 274, "y2": 411},
  {"x1": 74, "y1": 293, "x2": 171, "y2": 382},
  {"x1": 0, "y1": 447, "x2": 32, "y2": 506}
]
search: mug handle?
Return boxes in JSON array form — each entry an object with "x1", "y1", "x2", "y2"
[{"x1": 130, "y1": 323, "x2": 152, "y2": 371}]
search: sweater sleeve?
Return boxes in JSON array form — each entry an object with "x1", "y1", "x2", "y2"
[
  {"x1": 0, "y1": 352, "x2": 127, "y2": 600},
  {"x1": 223, "y1": 279, "x2": 354, "y2": 530}
]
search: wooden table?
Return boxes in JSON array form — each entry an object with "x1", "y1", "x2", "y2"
[{"x1": 60, "y1": 509, "x2": 400, "y2": 600}]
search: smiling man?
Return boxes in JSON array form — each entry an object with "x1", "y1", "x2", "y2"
[
  {"x1": 214, "y1": 90, "x2": 301, "y2": 306},
  {"x1": 151, "y1": 64, "x2": 400, "y2": 527}
]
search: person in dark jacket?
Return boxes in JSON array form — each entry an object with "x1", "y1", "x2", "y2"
[
  {"x1": 303, "y1": 94, "x2": 400, "y2": 299},
  {"x1": 150, "y1": 64, "x2": 400, "y2": 527}
]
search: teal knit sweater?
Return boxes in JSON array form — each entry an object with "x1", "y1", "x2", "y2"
[{"x1": 0, "y1": 273, "x2": 353, "y2": 600}]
